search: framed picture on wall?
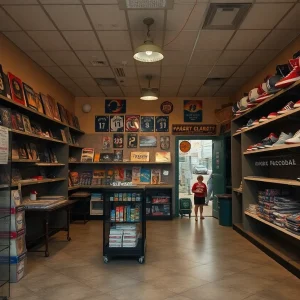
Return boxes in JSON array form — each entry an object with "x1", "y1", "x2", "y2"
[
  {"x1": 8, "y1": 72, "x2": 26, "y2": 106},
  {"x1": 110, "y1": 115, "x2": 124, "y2": 132},
  {"x1": 105, "y1": 99, "x2": 126, "y2": 114},
  {"x1": 184, "y1": 100, "x2": 203, "y2": 122},
  {"x1": 40, "y1": 94, "x2": 53, "y2": 119},
  {"x1": 160, "y1": 136, "x2": 170, "y2": 150},
  {"x1": 125, "y1": 115, "x2": 140, "y2": 132},
  {"x1": 113, "y1": 133, "x2": 124, "y2": 148},
  {"x1": 141, "y1": 116, "x2": 154, "y2": 132},
  {"x1": 127, "y1": 133, "x2": 138, "y2": 148},
  {"x1": 140, "y1": 136, "x2": 157, "y2": 147},
  {"x1": 23, "y1": 83, "x2": 37, "y2": 110},
  {"x1": 155, "y1": 116, "x2": 169, "y2": 132},
  {"x1": 47, "y1": 95, "x2": 61, "y2": 122},
  {"x1": 95, "y1": 115, "x2": 109, "y2": 132}
]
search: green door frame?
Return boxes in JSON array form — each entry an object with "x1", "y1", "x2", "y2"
[{"x1": 175, "y1": 136, "x2": 216, "y2": 217}]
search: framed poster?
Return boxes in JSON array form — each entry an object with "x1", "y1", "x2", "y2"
[
  {"x1": 110, "y1": 115, "x2": 124, "y2": 132},
  {"x1": 130, "y1": 152, "x2": 150, "y2": 162},
  {"x1": 155, "y1": 116, "x2": 169, "y2": 132},
  {"x1": 23, "y1": 83, "x2": 37, "y2": 110},
  {"x1": 125, "y1": 115, "x2": 140, "y2": 132},
  {"x1": 40, "y1": 94, "x2": 53, "y2": 119},
  {"x1": 8, "y1": 72, "x2": 26, "y2": 106},
  {"x1": 102, "y1": 136, "x2": 111, "y2": 150},
  {"x1": 184, "y1": 100, "x2": 203, "y2": 122},
  {"x1": 127, "y1": 133, "x2": 138, "y2": 148},
  {"x1": 160, "y1": 136, "x2": 170, "y2": 150},
  {"x1": 47, "y1": 95, "x2": 61, "y2": 122},
  {"x1": 113, "y1": 133, "x2": 124, "y2": 148},
  {"x1": 155, "y1": 152, "x2": 171, "y2": 163},
  {"x1": 160, "y1": 101, "x2": 173, "y2": 114},
  {"x1": 105, "y1": 99, "x2": 126, "y2": 114},
  {"x1": 140, "y1": 136, "x2": 157, "y2": 147},
  {"x1": 95, "y1": 115, "x2": 109, "y2": 132},
  {"x1": 141, "y1": 116, "x2": 154, "y2": 132}
]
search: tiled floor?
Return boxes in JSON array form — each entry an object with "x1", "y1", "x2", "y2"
[{"x1": 11, "y1": 218, "x2": 300, "y2": 300}]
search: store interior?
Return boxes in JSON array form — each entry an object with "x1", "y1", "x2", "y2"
[{"x1": 0, "y1": 1, "x2": 300, "y2": 300}]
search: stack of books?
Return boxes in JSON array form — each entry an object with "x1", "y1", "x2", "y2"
[
  {"x1": 110, "y1": 205, "x2": 140, "y2": 222},
  {"x1": 108, "y1": 224, "x2": 139, "y2": 248}
]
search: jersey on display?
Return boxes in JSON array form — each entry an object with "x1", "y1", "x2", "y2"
[
  {"x1": 110, "y1": 115, "x2": 124, "y2": 132},
  {"x1": 141, "y1": 116, "x2": 154, "y2": 132},
  {"x1": 125, "y1": 115, "x2": 140, "y2": 132},
  {"x1": 127, "y1": 133, "x2": 138, "y2": 148},
  {"x1": 113, "y1": 133, "x2": 124, "y2": 148},
  {"x1": 95, "y1": 116, "x2": 109, "y2": 132},
  {"x1": 155, "y1": 116, "x2": 169, "y2": 132}
]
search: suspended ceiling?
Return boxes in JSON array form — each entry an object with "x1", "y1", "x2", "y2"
[{"x1": 0, "y1": 0, "x2": 299, "y2": 98}]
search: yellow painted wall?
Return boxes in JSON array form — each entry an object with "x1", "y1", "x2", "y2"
[
  {"x1": 235, "y1": 36, "x2": 300, "y2": 100},
  {"x1": 0, "y1": 33, "x2": 75, "y2": 112}
]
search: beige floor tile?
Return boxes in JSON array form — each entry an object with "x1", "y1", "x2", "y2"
[
  {"x1": 11, "y1": 295, "x2": 41, "y2": 300},
  {"x1": 10, "y1": 284, "x2": 33, "y2": 298},
  {"x1": 150, "y1": 258, "x2": 202, "y2": 272},
  {"x1": 203, "y1": 258, "x2": 262, "y2": 272},
  {"x1": 164, "y1": 296, "x2": 194, "y2": 300}
]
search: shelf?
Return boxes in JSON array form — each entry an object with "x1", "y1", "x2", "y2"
[
  {"x1": 151, "y1": 203, "x2": 170, "y2": 205},
  {"x1": 68, "y1": 144, "x2": 84, "y2": 148},
  {"x1": 108, "y1": 220, "x2": 140, "y2": 223},
  {"x1": 68, "y1": 184, "x2": 173, "y2": 189},
  {"x1": 11, "y1": 177, "x2": 66, "y2": 187},
  {"x1": 244, "y1": 143, "x2": 300, "y2": 155},
  {"x1": 35, "y1": 163, "x2": 65, "y2": 166},
  {"x1": 12, "y1": 160, "x2": 65, "y2": 166},
  {"x1": 69, "y1": 161, "x2": 172, "y2": 165},
  {"x1": 233, "y1": 188, "x2": 243, "y2": 194},
  {"x1": 245, "y1": 211, "x2": 300, "y2": 241},
  {"x1": 68, "y1": 186, "x2": 81, "y2": 191},
  {"x1": 11, "y1": 129, "x2": 66, "y2": 144},
  {"x1": 0, "y1": 184, "x2": 10, "y2": 189},
  {"x1": 12, "y1": 159, "x2": 39, "y2": 163},
  {"x1": 232, "y1": 79, "x2": 300, "y2": 121},
  {"x1": 244, "y1": 176, "x2": 300, "y2": 187},
  {"x1": 0, "y1": 94, "x2": 84, "y2": 133}
]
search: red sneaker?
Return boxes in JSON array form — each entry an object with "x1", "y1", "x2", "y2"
[
  {"x1": 267, "y1": 112, "x2": 278, "y2": 119},
  {"x1": 259, "y1": 116, "x2": 267, "y2": 122},
  {"x1": 275, "y1": 58, "x2": 300, "y2": 89},
  {"x1": 277, "y1": 101, "x2": 294, "y2": 114},
  {"x1": 294, "y1": 99, "x2": 300, "y2": 108},
  {"x1": 256, "y1": 92, "x2": 272, "y2": 103}
]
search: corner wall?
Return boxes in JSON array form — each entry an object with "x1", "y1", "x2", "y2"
[{"x1": 0, "y1": 33, "x2": 75, "y2": 112}]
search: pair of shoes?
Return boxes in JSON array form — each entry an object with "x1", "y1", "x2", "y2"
[
  {"x1": 275, "y1": 57, "x2": 300, "y2": 89},
  {"x1": 252, "y1": 133, "x2": 278, "y2": 149},
  {"x1": 285, "y1": 130, "x2": 300, "y2": 144}
]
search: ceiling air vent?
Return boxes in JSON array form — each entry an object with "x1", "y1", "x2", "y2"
[
  {"x1": 95, "y1": 78, "x2": 118, "y2": 87},
  {"x1": 204, "y1": 78, "x2": 226, "y2": 86},
  {"x1": 114, "y1": 67, "x2": 126, "y2": 78},
  {"x1": 89, "y1": 60, "x2": 106, "y2": 67},
  {"x1": 203, "y1": 3, "x2": 251, "y2": 30},
  {"x1": 118, "y1": 0, "x2": 174, "y2": 10}
]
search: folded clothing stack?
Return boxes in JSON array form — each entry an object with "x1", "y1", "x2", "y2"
[
  {"x1": 286, "y1": 213, "x2": 300, "y2": 235},
  {"x1": 257, "y1": 189, "x2": 281, "y2": 222}
]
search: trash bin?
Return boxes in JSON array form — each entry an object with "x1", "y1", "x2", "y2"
[{"x1": 216, "y1": 194, "x2": 232, "y2": 226}]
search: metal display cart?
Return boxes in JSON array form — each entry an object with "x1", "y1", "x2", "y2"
[{"x1": 103, "y1": 187, "x2": 146, "y2": 264}]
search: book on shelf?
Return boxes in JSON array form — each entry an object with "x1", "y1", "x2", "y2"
[
  {"x1": 79, "y1": 171, "x2": 93, "y2": 186},
  {"x1": 114, "y1": 167, "x2": 125, "y2": 181},
  {"x1": 12, "y1": 142, "x2": 19, "y2": 159},
  {"x1": 60, "y1": 129, "x2": 67, "y2": 143},
  {"x1": 40, "y1": 94, "x2": 53, "y2": 119},
  {"x1": 92, "y1": 169, "x2": 105, "y2": 185},
  {"x1": 132, "y1": 167, "x2": 141, "y2": 184},
  {"x1": 22, "y1": 115, "x2": 32, "y2": 133},
  {"x1": 100, "y1": 153, "x2": 114, "y2": 162},
  {"x1": 94, "y1": 151, "x2": 100, "y2": 162},
  {"x1": 29, "y1": 143, "x2": 39, "y2": 161},
  {"x1": 73, "y1": 115, "x2": 80, "y2": 130},
  {"x1": 66, "y1": 110, "x2": 74, "y2": 127},
  {"x1": 0, "y1": 106, "x2": 11, "y2": 128},
  {"x1": 155, "y1": 152, "x2": 171, "y2": 163},
  {"x1": 36, "y1": 93, "x2": 44, "y2": 114},
  {"x1": 125, "y1": 169, "x2": 132, "y2": 182},
  {"x1": 18, "y1": 144, "x2": 28, "y2": 160},
  {"x1": 0, "y1": 64, "x2": 9, "y2": 98},
  {"x1": 69, "y1": 171, "x2": 79, "y2": 186},
  {"x1": 15, "y1": 112, "x2": 25, "y2": 131},
  {"x1": 23, "y1": 82, "x2": 38, "y2": 111},
  {"x1": 8, "y1": 72, "x2": 26, "y2": 106},
  {"x1": 12, "y1": 168, "x2": 22, "y2": 183},
  {"x1": 140, "y1": 168, "x2": 151, "y2": 184},
  {"x1": 47, "y1": 95, "x2": 61, "y2": 122},
  {"x1": 151, "y1": 169, "x2": 161, "y2": 185},
  {"x1": 113, "y1": 150, "x2": 123, "y2": 162},
  {"x1": 57, "y1": 103, "x2": 68, "y2": 124},
  {"x1": 81, "y1": 148, "x2": 94, "y2": 162}
]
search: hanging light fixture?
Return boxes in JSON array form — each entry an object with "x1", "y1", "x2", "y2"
[
  {"x1": 140, "y1": 75, "x2": 158, "y2": 101},
  {"x1": 133, "y1": 18, "x2": 164, "y2": 63}
]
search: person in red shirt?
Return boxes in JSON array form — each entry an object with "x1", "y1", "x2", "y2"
[{"x1": 192, "y1": 175, "x2": 207, "y2": 221}]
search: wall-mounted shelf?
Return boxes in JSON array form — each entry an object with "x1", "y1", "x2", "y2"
[
  {"x1": 68, "y1": 184, "x2": 173, "y2": 190},
  {"x1": 69, "y1": 161, "x2": 172, "y2": 165},
  {"x1": 11, "y1": 178, "x2": 66, "y2": 187},
  {"x1": 69, "y1": 144, "x2": 84, "y2": 148},
  {"x1": 11, "y1": 129, "x2": 66, "y2": 144},
  {"x1": 233, "y1": 188, "x2": 243, "y2": 194},
  {"x1": 244, "y1": 176, "x2": 300, "y2": 187},
  {"x1": 244, "y1": 143, "x2": 300, "y2": 155},
  {"x1": 12, "y1": 160, "x2": 65, "y2": 166}
]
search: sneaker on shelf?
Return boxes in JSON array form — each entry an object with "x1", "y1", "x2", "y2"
[
  {"x1": 285, "y1": 130, "x2": 300, "y2": 144},
  {"x1": 275, "y1": 58, "x2": 300, "y2": 89},
  {"x1": 251, "y1": 144, "x2": 259, "y2": 150},
  {"x1": 256, "y1": 142, "x2": 265, "y2": 149},
  {"x1": 267, "y1": 112, "x2": 278, "y2": 119},
  {"x1": 246, "y1": 119, "x2": 254, "y2": 128},
  {"x1": 273, "y1": 132, "x2": 293, "y2": 146},
  {"x1": 278, "y1": 101, "x2": 294, "y2": 114},
  {"x1": 236, "y1": 128, "x2": 242, "y2": 133},
  {"x1": 252, "y1": 120, "x2": 259, "y2": 126},
  {"x1": 261, "y1": 133, "x2": 278, "y2": 148},
  {"x1": 294, "y1": 99, "x2": 300, "y2": 108},
  {"x1": 256, "y1": 92, "x2": 273, "y2": 103},
  {"x1": 259, "y1": 116, "x2": 267, "y2": 122}
]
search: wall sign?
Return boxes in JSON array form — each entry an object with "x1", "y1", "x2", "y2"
[
  {"x1": 141, "y1": 116, "x2": 154, "y2": 132},
  {"x1": 95, "y1": 116, "x2": 109, "y2": 132},
  {"x1": 184, "y1": 100, "x2": 202, "y2": 122},
  {"x1": 180, "y1": 141, "x2": 191, "y2": 153},
  {"x1": 105, "y1": 99, "x2": 126, "y2": 113},
  {"x1": 140, "y1": 136, "x2": 157, "y2": 147},
  {"x1": 127, "y1": 133, "x2": 138, "y2": 148},
  {"x1": 160, "y1": 101, "x2": 173, "y2": 114},
  {"x1": 172, "y1": 124, "x2": 216, "y2": 135},
  {"x1": 110, "y1": 115, "x2": 124, "y2": 132},
  {"x1": 113, "y1": 133, "x2": 124, "y2": 148},
  {"x1": 254, "y1": 158, "x2": 298, "y2": 167},
  {"x1": 130, "y1": 152, "x2": 150, "y2": 162},
  {"x1": 155, "y1": 116, "x2": 169, "y2": 132},
  {"x1": 125, "y1": 115, "x2": 140, "y2": 132}
]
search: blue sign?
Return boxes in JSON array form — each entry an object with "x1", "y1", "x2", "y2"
[
  {"x1": 141, "y1": 116, "x2": 154, "y2": 132},
  {"x1": 95, "y1": 116, "x2": 109, "y2": 132},
  {"x1": 155, "y1": 116, "x2": 169, "y2": 132}
]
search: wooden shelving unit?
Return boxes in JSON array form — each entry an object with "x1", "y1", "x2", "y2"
[
  {"x1": 231, "y1": 79, "x2": 300, "y2": 278},
  {"x1": 233, "y1": 188, "x2": 243, "y2": 194},
  {"x1": 68, "y1": 161, "x2": 172, "y2": 165},
  {"x1": 11, "y1": 178, "x2": 66, "y2": 187}
]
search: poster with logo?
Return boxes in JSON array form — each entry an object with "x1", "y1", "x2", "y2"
[
  {"x1": 155, "y1": 116, "x2": 169, "y2": 132},
  {"x1": 102, "y1": 136, "x2": 111, "y2": 150},
  {"x1": 105, "y1": 99, "x2": 126, "y2": 113},
  {"x1": 110, "y1": 115, "x2": 124, "y2": 132},
  {"x1": 141, "y1": 116, "x2": 154, "y2": 132},
  {"x1": 184, "y1": 100, "x2": 203, "y2": 122},
  {"x1": 125, "y1": 115, "x2": 140, "y2": 132},
  {"x1": 140, "y1": 136, "x2": 157, "y2": 147},
  {"x1": 113, "y1": 133, "x2": 124, "y2": 148},
  {"x1": 127, "y1": 133, "x2": 138, "y2": 148},
  {"x1": 160, "y1": 136, "x2": 170, "y2": 150},
  {"x1": 160, "y1": 101, "x2": 173, "y2": 114},
  {"x1": 95, "y1": 116, "x2": 109, "y2": 132}
]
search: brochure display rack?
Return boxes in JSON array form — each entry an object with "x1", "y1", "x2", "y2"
[
  {"x1": 231, "y1": 80, "x2": 300, "y2": 277},
  {"x1": 103, "y1": 187, "x2": 146, "y2": 264}
]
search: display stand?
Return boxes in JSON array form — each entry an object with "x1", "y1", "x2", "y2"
[
  {"x1": 231, "y1": 80, "x2": 300, "y2": 277},
  {"x1": 102, "y1": 187, "x2": 146, "y2": 264}
]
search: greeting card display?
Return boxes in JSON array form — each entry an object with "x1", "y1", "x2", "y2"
[
  {"x1": 110, "y1": 115, "x2": 124, "y2": 132},
  {"x1": 141, "y1": 116, "x2": 154, "y2": 132},
  {"x1": 125, "y1": 115, "x2": 140, "y2": 132},
  {"x1": 95, "y1": 115, "x2": 109, "y2": 132},
  {"x1": 113, "y1": 133, "x2": 124, "y2": 148},
  {"x1": 127, "y1": 133, "x2": 137, "y2": 148},
  {"x1": 8, "y1": 72, "x2": 25, "y2": 106},
  {"x1": 155, "y1": 116, "x2": 169, "y2": 132}
]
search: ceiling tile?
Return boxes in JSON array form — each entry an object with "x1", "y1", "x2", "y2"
[
  {"x1": 75, "y1": 51, "x2": 107, "y2": 67},
  {"x1": 83, "y1": 0, "x2": 118, "y2": 3},
  {"x1": 139, "y1": 76, "x2": 160, "y2": 88},
  {"x1": 62, "y1": 31, "x2": 101, "y2": 51},
  {"x1": 86, "y1": 66, "x2": 114, "y2": 78},
  {"x1": 161, "y1": 66, "x2": 186, "y2": 78},
  {"x1": 0, "y1": 0, "x2": 38, "y2": 3},
  {"x1": 164, "y1": 31, "x2": 198, "y2": 50},
  {"x1": 4, "y1": 31, "x2": 40, "y2": 51},
  {"x1": 101, "y1": 86, "x2": 123, "y2": 97},
  {"x1": 59, "y1": 77, "x2": 76, "y2": 87},
  {"x1": 118, "y1": 78, "x2": 139, "y2": 87},
  {"x1": 137, "y1": 66, "x2": 160, "y2": 78},
  {"x1": 216, "y1": 50, "x2": 252, "y2": 66},
  {"x1": 122, "y1": 87, "x2": 141, "y2": 97},
  {"x1": 106, "y1": 51, "x2": 135, "y2": 66},
  {"x1": 61, "y1": 65, "x2": 91, "y2": 78},
  {"x1": 26, "y1": 51, "x2": 56, "y2": 67},
  {"x1": 65, "y1": 84, "x2": 87, "y2": 97},
  {"x1": 131, "y1": 30, "x2": 163, "y2": 49},
  {"x1": 97, "y1": 31, "x2": 132, "y2": 50},
  {"x1": 40, "y1": 0, "x2": 81, "y2": 3},
  {"x1": 86, "y1": 5, "x2": 127, "y2": 30},
  {"x1": 224, "y1": 77, "x2": 248, "y2": 87},
  {"x1": 120, "y1": 67, "x2": 137, "y2": 78},
  {"x1": 189, "y1": 50, "x2": 222, "y2": 66},
  {"x1": 232, "y1": 64, "x2": 265, "y2": 78},
  {"x1": 208, "y1": 66, "x2": 238, "y2": 78},
  {"x1": 214, "y1": 86, "x2": 237, "y2": 97},
  {"x1": 73, "y1": 77, "x2": 97, "y2": 87},
  {"x1": 44, "y1": 5, "x2": 92, "y2": 30},
  {"x1": 240, "y1": 3, "x2": 293, "y2": 29},
  {"x1": 128, "y1": 10, "x2": 164, "y2": 31},
  {"x1": 3, "y1": 5, "x2": 55, "y2": 30},
  {"x1": 178, "y1": 86, "x2": 199, "y2": 97},
  {"x1": 244, "y1": 49, "x2": 280, "y2": 65},
  {"x1": 167, "y1": 3, "x2": 207, "y2": 30},
  {"x1": 258, "y1": 30, "x2": 299, "y2": 50},
  {"x1": 46, "y1": 51, "x2": 81, "y2": 66},
  {"x1": 195, "y1": 30, "x2": 235, "y2": 50},
  {"x1": 181, "y1": 76, "x2": 206, "y2": 86},
  {"x1": 28, "y1": 31, "x2": 70, "y2": 51},
  {"x1": 83, "y1": 86, "x2": 105, "y2": 97},
  {"x1": 0, "y1": 8, "x2": 20, "y2": 31},
  {"x1": 159, "y1": 86, "x2": 179, "y2": 97},
  {"x1": 162, "y1": 51, "x2": 190, "y2": 66},
  {"x1": 160, "y1": 77, "x2": 182, "y2": 86},
  {"x1": 185, "y1": 66, "x2": 213, "y2": 77},
  {"x1": 227, "y1": 30, "x2": 270, "y2": 50},
  {"x1": 43, "y1": 66, "x2": 67, "y2": 78},
  {"x1": 277, "y1": 4, "x2": 300, "y2": 29},
  {"x1": 196, "y1": 86, "x2": 219, "y2": 97}
]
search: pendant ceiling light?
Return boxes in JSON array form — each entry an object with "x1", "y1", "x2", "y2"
[
  {"x1": 140, "y1": 75, "x2": 158, "y2": 101},
  {"x1": 133, "y1": 18, "x2": 164, "y2": 63}
]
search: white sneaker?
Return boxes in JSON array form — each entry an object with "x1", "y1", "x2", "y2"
[{"x1": 285, "y1": 130, "x2": 300, "y2": 144}]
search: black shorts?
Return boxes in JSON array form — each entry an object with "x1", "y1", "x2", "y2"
[{"x1": 194, "y1": 196, "x2": 205, "y2": 205}]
